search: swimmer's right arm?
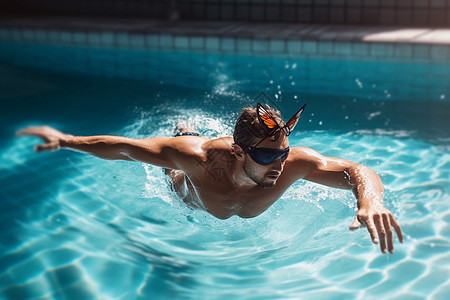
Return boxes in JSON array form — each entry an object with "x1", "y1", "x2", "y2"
[{"x1": 16, "y1": 126, "x2": 197, "y2": 170}]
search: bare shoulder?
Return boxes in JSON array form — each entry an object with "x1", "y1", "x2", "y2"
[
  {"x1": 170, "y1": 136, "x2": 232, "y2": 154},
  {"x1": 167, "y1": 135, "x2": 210, "y2": 155},
  {"x1": 203, "y1": 137, "x2": 234, "y2": 150},
  {"x1": 282, "y1": 147, "x2": 329, "y2": 180},
  {"x1": 162, "y1": 136, "x2": 233, "y2": 171},
  {"x1": 288, "y1": 147, "x2": 323, "y2": 162},
  {"x1": 199, "y1": 137, "x2": 234, "y2": 164},
  {"x1": 289, "y1": 146, "x2": 359, "y2": 175}
]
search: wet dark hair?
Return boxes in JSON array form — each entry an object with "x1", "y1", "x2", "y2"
[{"x1": 233, "y1": 104, "x2": 283, "y2": 149}]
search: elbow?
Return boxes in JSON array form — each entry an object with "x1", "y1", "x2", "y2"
[{"x1": 346, "y1": 163, "x2": 384, "y2": 191}]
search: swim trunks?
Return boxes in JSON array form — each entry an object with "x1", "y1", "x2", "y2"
[{"x1": 174, "y1": 132, "x2": 200, "y2": 137}]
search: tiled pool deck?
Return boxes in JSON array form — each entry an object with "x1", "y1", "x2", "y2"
[{"x1": 0, "y1": 16, "x2": 449, "y2": 61}]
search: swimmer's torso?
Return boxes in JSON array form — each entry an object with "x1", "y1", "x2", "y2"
[
  {"x1": 171, "y1": 171, "x2": 292, "y2": 219},
  {"x1": 167, "y1": 137, "x2": 302, "y2": 219}
]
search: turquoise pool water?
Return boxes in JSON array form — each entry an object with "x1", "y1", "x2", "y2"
[{"x1": 1, "y1": 41, "x2": 450, "y2": 299}]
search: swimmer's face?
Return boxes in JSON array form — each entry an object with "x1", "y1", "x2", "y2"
[{"x1": 243, "y1": 133, "x2": 289, "y2": 188}]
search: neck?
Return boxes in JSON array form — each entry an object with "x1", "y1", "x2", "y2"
[{"x1": 230, "y1": 160, "x2": 258, "y2": 189}]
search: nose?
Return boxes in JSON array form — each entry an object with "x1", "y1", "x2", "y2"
[{"x1": 271, "y1": 157, "x2": 284, "y2": 172}]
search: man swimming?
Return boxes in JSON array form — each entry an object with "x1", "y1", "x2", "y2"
[{"x1": 16, "y1": 103, "x2": 403, "y2": 254}]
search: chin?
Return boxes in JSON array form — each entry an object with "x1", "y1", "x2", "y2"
[{"x1": 258, "y1": 179, "x2": 277, "y2": 189}]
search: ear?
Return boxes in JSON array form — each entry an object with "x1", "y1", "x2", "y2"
[{"x1": 232, "y1": 143, "x2": 246, "y2": 161}]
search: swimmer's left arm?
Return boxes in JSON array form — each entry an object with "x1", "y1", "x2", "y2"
[{"x1": 291, "y1": 147, "x2": 404, "y2": 254}]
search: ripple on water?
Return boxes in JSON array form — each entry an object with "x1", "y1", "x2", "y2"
[
  {"x1": 387, "y1": 260, "x2": 427, "y2": 283},
  {"x1": 410, "y1": 267, "x2": 450, "y2": 295},
  {"x1": 2, "y1": 112, "x2": 450, "y2": 299},
  {"x1": 0, "y1": 256, "x2": 46, "y2": 288},
  {"x1": 341, "y1": 271, "x2": 384, "y2": 290},
  {"x1": 368, "y1": 249, "x2": 408, "y2": 270},
  {"x1": 39, "y1": 247, "x2": 82, "y2": 269},
  {"x1": 80, "y1": 256, "x2": 144, "y2": 298},
  {"x1": 318, "y1": 255, "x2": 368, "y2": 282},
  {"x1": 387, "y1": 293, "x2": 430, "y2": 300},
  {"x1": 432, "y1": 283, "x2": 450, "y2": 300},
  {"x1": 1, "y1": 274, "x2": 50, "y2": 300},
  {"x1": 439, "y1": 223, "x2": 450, "y2": 239},
  {"x1": 411, "y1": 237, "x2": 450, "y2": 260},
  {"x1": 401, "y1": 216, "x2": 438, "y2": 239}
]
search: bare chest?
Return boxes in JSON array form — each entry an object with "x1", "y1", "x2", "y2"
[{"x1": 193, "y1": 182, "x2": 287, "y2": 219}]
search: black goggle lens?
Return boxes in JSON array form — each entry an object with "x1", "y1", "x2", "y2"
[{"x1": 247, "y1": 147, "x2": 290, "y2": 165}]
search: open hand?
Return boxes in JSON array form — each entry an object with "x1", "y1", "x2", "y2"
[
  {"x1": 16, "y1": 126, "x2": 69, "y2": 152},
  {"x1": 349, "y1": 205, "x2": 403, "y2": 254}
]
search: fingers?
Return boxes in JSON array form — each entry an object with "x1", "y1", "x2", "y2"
[
  {"x1": 390, "y1": 214, "x2": 404, "y2": 243},
  {"x1": 364, "y1": 218, "x2": 379, "y2": 244},
  {"x1": 16, "y1": 128, "x2": 30, "y2": 137},
  {"x1": 382, "y1": 214, "x2": 394, "y2": 254},
  {"x1": 351, "y1": 213, "x2": 379, "y2": 243},
  {"x1": 16, "y1": 127, "x2": 48, "y2": 143},
  {"x1": 349, "y1": 215, "x2": 361, "y2": 230},
  {"x1": 16, "y1": 126, "x2": 42, "y2": 137},
  {"x1": 35, "y1": 142, "x2": 60, "y2": 152},
  {"x1": 373, "y1": 214, "x2": 386, "y2": 253},
  {"x1": 374, "y1": 212, "x2": 400, "y2": 254},
  {"x1": 352, "y1": 209, "x2": 403, "y2": 255}
]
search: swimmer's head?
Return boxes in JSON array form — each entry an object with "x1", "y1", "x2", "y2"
[
  {"x1": 233, "y1": 104, "x2": 284, "y2": 150},
  {"x1": 233, "y1": 103, "x2": 307, "y2": 150}
]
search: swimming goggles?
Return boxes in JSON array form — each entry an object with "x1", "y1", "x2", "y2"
[
  {"x1": 238, "y1": 102, "x2": 306, "y2": 165},
  {"x1": 245, "y1": 146, "x2": 290, "y2": 165}
]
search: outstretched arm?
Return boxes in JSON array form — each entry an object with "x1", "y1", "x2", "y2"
[
  {"x1": 16, "y1": 126, "x2": 199, "y2": 170},
  {"x1": 292, "y1": 147, "x2": 404, "y2": 254}
]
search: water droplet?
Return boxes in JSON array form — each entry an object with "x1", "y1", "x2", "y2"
[
  {"x1": 319, "y1": 121, "x2": 323, "y2": 125},
  {"x1": 291, "y1": 82, "x2": 295, "y2": 86},
  {"x1": 368, "y1": 111, "x2": 381, "y2": 120},
  {"x1": 440, "y1": 94, "x2": 445, "y2": 100},
  {"x1": 292, "y1": 63, "x2": 297, "y2": 69},
  {"x1": 294, "y1": 95, "x2": 298, "y2": 99},
  {"x1": 269, "y1": 80, "x2": 273, "y2": 84},
  {"x1": 345, "y1": 116, "x2": 349, "y2": 120},
  {"x1": 275, "y1": 94, "x2": 279, "y2": 99}
]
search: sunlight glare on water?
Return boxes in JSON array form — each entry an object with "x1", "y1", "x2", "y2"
[
  {"x1": 1, "y1": 103, "x2": 450, "y2": 299},
  {"x1": 53, "y1": 106, "x2": 446, "y2": 299},
  {"x1": 1, "y1": 42, "x2": 450, "y2": 299}
]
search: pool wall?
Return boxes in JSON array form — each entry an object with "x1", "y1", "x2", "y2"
[
  {"x1": 1, "y1": 17, "x2": 449, "y2": 103},
  {"x1": 1, "y1": 6, "x2": 450, "y2": 300},
  {"x1": 1, "y1": 16, "x2": 449, "y2": 61},
  {"x1": 1, "y1": 0, "x2": 450, "y2": 27}
]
